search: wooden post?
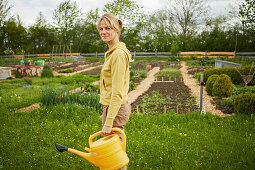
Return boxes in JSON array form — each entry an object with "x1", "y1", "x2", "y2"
[
  {"x1": 142, "y1": 107, "x2": 145, "y2": 114},
  {"x1": 164, "y1": 105, "x2": 166, "y2": 114},
  {"x1": 136, "y1": 106, "x2": 139, "y2": 114},
  {"x1": 200, "y1": 74, "x2": 204, "y2": 112},
  {"x1": 162, "y1": 77, "x2": 163, "y2": 81},
  {"x1": 175, "y1": 77, "x2": 176, "y2": 82},
  {"x1": 169, "y1": 77, "x2": 171, "y2": 81}
]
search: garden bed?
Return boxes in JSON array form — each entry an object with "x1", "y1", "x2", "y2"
[{"x1": 131, "y1": 78, "x2": 199, "y2": 114}]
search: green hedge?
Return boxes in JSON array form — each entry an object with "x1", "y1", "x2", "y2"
[
  {"x1": 212, "y1": 74, "x2": 233, "y2": 98},
  {"x1": 203, "y1": 65, "x2": 255, "y2": 85},
  {"x1": 206, "y1": 74, "x2": 219, "y2": 96},
  {"x1": 234, "y1": 92, "x2": 255, "y2": 115}
]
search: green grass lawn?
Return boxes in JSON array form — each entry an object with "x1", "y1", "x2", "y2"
[{"x1": 0, "y1": 103, "x2": 254, "y2": 169}]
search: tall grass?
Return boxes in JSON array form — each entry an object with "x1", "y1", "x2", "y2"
[{"x1": 39, "y1": 86, "x2": 101, "y2": 112}]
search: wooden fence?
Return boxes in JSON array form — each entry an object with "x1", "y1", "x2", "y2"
[{"x1": 1, "y1": 51, "x2": 255, "y2": 59}]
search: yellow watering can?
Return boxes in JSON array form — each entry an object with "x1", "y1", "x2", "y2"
[{"x1": 56, "y1": 128, "x2": 129, "y2": 170}]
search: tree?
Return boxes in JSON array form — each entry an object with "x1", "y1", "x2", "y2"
[
  {"x1": 28, "y1": 12, "x2": 55, "y2": 54},
  {"x1": 103, "y1": 0, "x2": 144, "y2": 29},
  {"x1": 165, "y1": 0, "x2": 208, "y2": 50},
  {"x1": 52, "y1": 0, "x2": 82, "y2": 46},
  {"x1": 239, "y1": 0, "x2": 255, "y2": 30},
  {"x1": 0, "y1": 0, "x2": 12, "y2": 26},
  {"x1": 2, "y1": 17, "x2": 27, "y2": 54}
]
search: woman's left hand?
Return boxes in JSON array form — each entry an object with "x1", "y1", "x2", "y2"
[{"x1": 102, "y1": 125, "x2": 112, "y2": 135}]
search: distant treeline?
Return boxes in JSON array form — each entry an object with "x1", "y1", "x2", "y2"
[{"x1": 0, "y1": 0, "x2": 254, "y2": 55}]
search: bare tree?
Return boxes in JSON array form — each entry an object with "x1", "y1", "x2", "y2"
[
  {"x1": 0, "y1": 0, "x2": 12, "y2": 26},
  {"x1": 165, "y1": 0, "x2": 208, "y2": 50}
]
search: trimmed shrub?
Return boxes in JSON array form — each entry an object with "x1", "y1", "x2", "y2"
[
  {"x1": 234, "y1": 92, "x2": 255, "y2": 115},
  {"x1": 206, "y1": 74, "x2": 219, "y2": 96},
  {"x1": 41, "y1": 66, "x2": 54, "y2": 78},
  {"x1": 212, "y1": 74, "x2": 233, "y2": 97},
  {"x1": 203, "y1": 65, "x2": 255, "y2": 85}
]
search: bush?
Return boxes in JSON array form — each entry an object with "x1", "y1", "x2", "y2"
[
  {"x1": 221, "y1": 99, "x2": 234, "y2": 108},
  {"x1": 206, "y1": 74, "x2": 219, "y2": 96},
  {"x1": 129, "y1": 81, "x2": 137, "y2": 92},
  {"x1": 199, "y1": 57, "x2": 214, "y2": 66},
  {"x1": 41, "y1": 66, "x2": 54, "y2": 78},
  {"x1": 203, "y1": 65, "x2": 255, "y2": 85},
  {"x1": 234, "y1": 92, "x2": 255, "y2": 115},
  {"x1": 212, "y1": 74, "x2": 233, "y2": 98},
  {"x1": 233, "y1": 86, "x2": 255, "y2": 96},
  {"x1": 59, "y1": 68, "x2": 73, "y2": 73},
  {"x1": 168, "y1": 55, "x2": 179, "y2": 61}
]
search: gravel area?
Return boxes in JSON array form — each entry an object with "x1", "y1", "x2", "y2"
[{"x1": 180, "y1": 61, "x2": 226, "y2": 116}]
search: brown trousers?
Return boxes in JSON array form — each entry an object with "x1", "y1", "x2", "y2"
[{"x1": 102, "y1": 102, "x2": 131, "y2": 141}]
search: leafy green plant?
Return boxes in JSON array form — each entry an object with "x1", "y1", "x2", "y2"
[
  {"x1": 206, "y1": 74, "x2": 219, "y2": 96},
  {"x1": 59, "y1": 68, "x2": 73, "y2": 73},
  {"x1": 41, "y1": 66, "x2": 54, "y2": 78},
  {"x1": 234, "y1": 92, "x2": 255, "y2": 115},
  {"x1": 233, "y1": 86, "x2": 255, "y2": 96},
  {"x1": 221, "y1": 99, "x2": 234, "y2": 108},
  {"x1": 82, "y1": 83, "x2": 99, "y2": 93},
  {"x1": 129, "y1": 81, "x2": 137, "y2": 92},
  {"x1": 212, "y1": 74, "x2": 233, "y2": 98}
]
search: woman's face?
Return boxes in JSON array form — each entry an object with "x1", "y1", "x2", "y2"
[{"x1": 99, "y1": 20, "x2": 119, "y2": 44}]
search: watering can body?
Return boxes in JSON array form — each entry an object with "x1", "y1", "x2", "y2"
[{"x1": 56, "y1": 128, "x2": 129, "y2": 170}]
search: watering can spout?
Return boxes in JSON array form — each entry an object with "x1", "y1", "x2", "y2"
[
  {"x1": 67, "y1": 148, "x2": 96, "y2": 165},
  {"x1": 56, "y1": 143, "x2": 96, "y2": 166}
]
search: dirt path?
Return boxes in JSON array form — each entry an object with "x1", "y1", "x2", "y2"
[
  {"x1": 180, "y1": 61, "x2": 225, "y2": 116},
  {"x1": 128, "y1": 67, "x2": 160, "y2": 104}
]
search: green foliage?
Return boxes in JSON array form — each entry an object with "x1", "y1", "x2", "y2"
[
  {"x1": 203, "y1": 65, "x2": 255, "y2": 85},
  {"x1": 212, "y1": 74, "x2": 233, "y2": 98},
  {"x1": 58, "y1": 74, "x2": 99, "y2": 85},
  {"x1": 41, "y1": 66, "x2": 54, "y2": 78},
  {"x1": 199, "y1": 57, "x2": 214, "y2": 66},
  {"x1": 168, "y1": 55, "x2": 179, "y2": 61},
  {"x1": 59, "y1": 68, "x2": 73, "y2": 73},
  {"x1": 170, "y1": 45, "x2": 180, "y2": 53},
  {"x1": 206, "y1": 74, "x2": 219, "y2": 96},
  {"x1": 193, "y1": 72, "x2": 202, "y2": 79},
  {"x1": 129, "y1": 81, "x2": 136, "y2": 92},
  {"x1": 82, "y1": 83, "x2": 99, "y2": 93},
  {"x1": 234, "y1": 92, "x2": 255, "y2": 115},
  {"x1": 24, "y1": 78, "x2": 33, "y2": 85},
  {"x1": 221, "y1": 99, "x2": 234, "y2": 108},
  {"x1": 39, "y1": 86, "x2": 101, "y2": 112},
  {"x1": 233, "y1": 86, "x2": 255, "y2": 96}
]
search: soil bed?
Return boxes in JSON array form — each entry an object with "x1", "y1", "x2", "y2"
[
  {"x1": 211, "y1": 98, "x2": 234, "y2": 114},
  {"x1": 80, "y1": 66, "x2": 102, "y2": 75},
  {"x1": 131, "y1": 80, "x2": 199, "y2": 114},
  {"x1": 187, "y1": 67, "x2": 211, "y2": 75}
]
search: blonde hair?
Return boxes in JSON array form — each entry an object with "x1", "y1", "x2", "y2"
[{"x1": 97, "y1": 13, "x2": 123, "y2": 36}]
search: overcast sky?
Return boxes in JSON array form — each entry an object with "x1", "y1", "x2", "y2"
[{"x1": 8, "y1": 0, "x2": 238, "y2": 27}]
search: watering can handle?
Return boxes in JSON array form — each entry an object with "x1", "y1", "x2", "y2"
[{"x1": 89, "y1": 128, "x2": 126, "y2": 151}]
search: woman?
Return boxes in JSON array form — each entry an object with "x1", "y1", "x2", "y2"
[{"x1": 97, "y1": 13, "x2": 131, "y2": 140}]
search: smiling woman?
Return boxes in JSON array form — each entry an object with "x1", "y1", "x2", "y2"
[{"x1": 96, "y1": 13, "x2": 132, "y2": 170}]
